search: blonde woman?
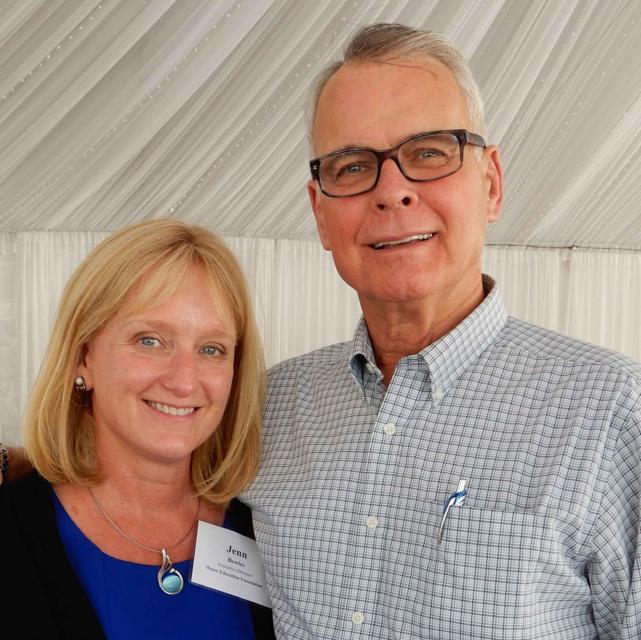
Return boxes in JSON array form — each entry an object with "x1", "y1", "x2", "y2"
[{"x1": 0, "y1": 220, "x2": 274, "y2": 639}]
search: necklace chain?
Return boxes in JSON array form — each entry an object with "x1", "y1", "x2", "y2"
[{"x1": 89, "y1": 487, "x2": 200, "y2": 554}]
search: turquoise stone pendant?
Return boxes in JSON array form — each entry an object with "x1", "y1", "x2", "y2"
[{"x1": 158, "y1": 549, "x2": 184, "y2": 595}]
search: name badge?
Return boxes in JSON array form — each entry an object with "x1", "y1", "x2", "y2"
[{"x1": 190, "y1": 521, "x2": 271, "y2": 608}]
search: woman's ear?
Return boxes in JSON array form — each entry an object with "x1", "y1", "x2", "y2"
[{"x1": 75, "y1": 343, "x2": 93, "y2": 390}]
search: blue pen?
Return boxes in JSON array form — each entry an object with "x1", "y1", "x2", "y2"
[{"x1": 437, "y1": 479, "x2": 467, "y2": 544}]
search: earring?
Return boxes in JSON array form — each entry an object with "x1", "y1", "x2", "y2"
[{"x1": 74, "y1": 376, "x2": 87, "y2": 392}]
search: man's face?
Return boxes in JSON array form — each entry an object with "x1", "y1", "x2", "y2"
[{"x1": 308, "y1": 58, "x2": 503, "y2": 310}]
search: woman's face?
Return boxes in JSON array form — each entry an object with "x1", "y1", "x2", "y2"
[{"x1": 77, "y1": 268, "x2": 237, "y2": 469}]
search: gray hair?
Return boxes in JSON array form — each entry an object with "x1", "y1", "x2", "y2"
[{"x1": 310, "y1": 23, "x2": 487, "y2": 140}]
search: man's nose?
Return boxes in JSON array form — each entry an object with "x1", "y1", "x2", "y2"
[{"x1": 373, "y1": 158, "x2": 418, "y2": 211}]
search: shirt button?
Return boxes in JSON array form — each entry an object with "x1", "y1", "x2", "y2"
[
  {"x1": 352, "y1": 612, "x2": 365, "y2": 625},
  {"x1": 365, "y1": 515, "x2": 379, "y2": 529},
  {"x1": 433, "y1": 388, "x2": 445, "y2": 401},
  {"x1": 383, "y1": 422, "x2": 396, "y2": 435}
]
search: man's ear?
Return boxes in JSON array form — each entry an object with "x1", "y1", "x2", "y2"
[
  {"x1": 308, "y1": 180, "x2": 331, "y2": 250},
  {"x1": 483, "y1": 145, "x2": 503, "y2": 224}
]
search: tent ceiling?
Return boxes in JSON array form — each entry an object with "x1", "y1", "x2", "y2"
[{"x1": 1, "y1": 0, "x2": 640, "y2": 249}]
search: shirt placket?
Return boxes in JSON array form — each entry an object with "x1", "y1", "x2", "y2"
[{"x1": 340, "y1": 362, "x2": 428, "y2": 638}]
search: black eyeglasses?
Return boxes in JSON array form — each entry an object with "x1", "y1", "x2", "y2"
[{"x1": 309, "y1": 129, "x2": 486, "y2": 198}]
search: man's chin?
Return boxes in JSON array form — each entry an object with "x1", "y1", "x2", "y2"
[{"x1": 357, "y1": 279, "x2": 442, "y2": 308}]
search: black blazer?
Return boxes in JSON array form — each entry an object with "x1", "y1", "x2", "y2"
[{"x1": 0, "y1": 471, "x2": 275, "y2": 640}]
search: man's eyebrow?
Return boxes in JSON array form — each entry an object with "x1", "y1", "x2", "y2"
[
  {"x1": 324, "y1": 131, "x2": 435, "y2": 155},
  {"x1": 324, "y1": 142, "x2": 372, "y2": 154}
]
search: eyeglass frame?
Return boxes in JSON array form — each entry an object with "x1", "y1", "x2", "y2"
[{"x1": 309, "y1": 128, "x2": 487, "y2": 198}]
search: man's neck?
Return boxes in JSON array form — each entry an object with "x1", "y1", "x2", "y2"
[{"x1": 361, "y1": 278, "x2": 486, "y2": 386}]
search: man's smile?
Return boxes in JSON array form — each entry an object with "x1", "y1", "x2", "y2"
[{"x1": 371, "y1": 233, "x2": 435, "y2": 250}]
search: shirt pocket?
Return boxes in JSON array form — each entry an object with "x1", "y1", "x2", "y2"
[{"x1": 395, "y1": 503, "x2": 591, "y2": 639}]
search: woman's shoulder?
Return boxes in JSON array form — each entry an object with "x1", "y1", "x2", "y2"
[
  {"x1": 226, "y1": 497, "x2": 255, "y2": 538},
  {"x1": 1, "y1": 469, "x2": 50, "y2": 503},
  {"x1": 1, "y1": 470, "x2": 55, "y2": 534}
]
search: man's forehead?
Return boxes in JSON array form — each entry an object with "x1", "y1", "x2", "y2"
[
  {"x1": 311, "y1": 57, "x2": 468, "y2": 154},
  {"x1": 337, "y1": 56, "x2": 443, "y2": 79}
]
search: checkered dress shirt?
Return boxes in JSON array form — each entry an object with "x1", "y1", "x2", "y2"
[{"x1": 243, "y1": 278, "x2": 641, "y2": 639}]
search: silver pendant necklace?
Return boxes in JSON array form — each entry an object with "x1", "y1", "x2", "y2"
[{"x1": 89, "y1": 487, "x2": 200, "y2": 595}]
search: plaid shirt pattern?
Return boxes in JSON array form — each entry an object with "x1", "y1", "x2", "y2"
[{"x1": 243, "y1": 279, "x2": 641, "y2": 639}]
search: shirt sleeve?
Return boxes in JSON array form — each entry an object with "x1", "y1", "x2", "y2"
[{"x1": 588, "y1": 378, "x2": 641, "y2": 639}]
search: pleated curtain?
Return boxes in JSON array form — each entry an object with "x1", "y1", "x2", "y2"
[{"x1": 1, "y1": 232, "x2": 640, "y2": 444}]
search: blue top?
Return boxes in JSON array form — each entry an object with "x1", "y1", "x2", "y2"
[{"x1": 54, "y1": 491, "x2": 255, "y2": 639}]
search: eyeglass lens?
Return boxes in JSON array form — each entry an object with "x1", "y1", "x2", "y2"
[{"x1": 319, "y1": 132, "x2": 462, "y2": 197}]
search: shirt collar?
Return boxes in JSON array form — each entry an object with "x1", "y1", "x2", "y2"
[
  {"x1": 418, "y1": 274, "x2": 507, "y2": 396},
  {"x1": 349, "y1": 316, "x2": 381, "y2": 388},
  {"x1": 348, "y1": 275, "x2": 507, "y2": 396}
]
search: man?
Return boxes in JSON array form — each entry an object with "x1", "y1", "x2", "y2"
[
  {"x1": 3, "y1": 22, "x2": 641, "y2": 640},
  {"x1": 242, "y1": 23, "x2": 641, "y2": 639}
]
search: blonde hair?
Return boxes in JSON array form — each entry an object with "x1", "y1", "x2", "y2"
[
  {"x1": 310, "y1": 22, "x2": 487, "y2": 139},
  {"x1": 24, "y1": 219, "x2": 265, "y2": 505}
]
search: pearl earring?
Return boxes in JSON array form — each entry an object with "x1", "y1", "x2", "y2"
[{"x1": 74, "y1": 376, "x2": 87, "y2": 392}]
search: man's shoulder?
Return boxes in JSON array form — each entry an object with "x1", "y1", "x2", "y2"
[
  {"x1": 268, "y1": 340, "x2": 351, "y2": 380},
  {"x1": 501, "y1": 316, "x2": 641, "y2": 379}
]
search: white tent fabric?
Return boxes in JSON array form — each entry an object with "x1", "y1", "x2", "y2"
[
  {"x1": 1, "y1": 0, "x2": 641, "y2": 442},
  {"x1": 1, "y1": 0, "x2": 640, "y2": 246}
]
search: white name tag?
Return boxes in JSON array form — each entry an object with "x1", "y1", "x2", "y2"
[{"x1": 190, "y1": 520, "x2": 271, "y2": 608}]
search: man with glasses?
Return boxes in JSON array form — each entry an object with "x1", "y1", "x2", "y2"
[{"x1": 243, "y1": 23, "x2": 641, "y2": 639}]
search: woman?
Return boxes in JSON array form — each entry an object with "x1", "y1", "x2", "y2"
[{"x1": 0, "y1": 220, "x2": 275, "y2": 639}]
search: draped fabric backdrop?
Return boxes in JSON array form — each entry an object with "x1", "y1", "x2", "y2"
[
  {"x1": 1, "y1": 232, "x2": 640, "y2": 444},
  {"x1": 1, "y1": 1, "x2": 640, "y2": 246}
]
